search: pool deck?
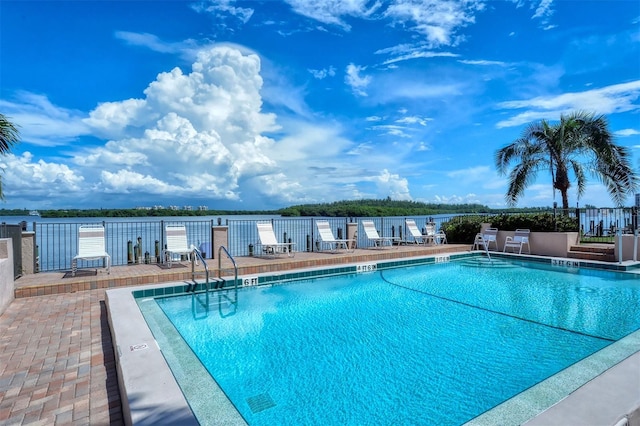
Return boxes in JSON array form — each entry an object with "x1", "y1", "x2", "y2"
[{"x1": 2, "y1": 244, "x2": 639, "y2": 425}]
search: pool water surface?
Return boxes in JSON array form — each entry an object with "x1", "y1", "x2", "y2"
[{"x1": 150, "y1": 257, "x2": 640, "y2": 425}]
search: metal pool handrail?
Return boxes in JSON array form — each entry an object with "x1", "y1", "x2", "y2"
[
  {"x1": 191, "y1": 247, "x2": 209, "y2": 290},
  {"x1": 218, "y1": 245, "x2": 238, "y2": 291}
]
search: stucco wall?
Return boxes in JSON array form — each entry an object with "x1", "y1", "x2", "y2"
[
  {"x1": 615, "y1": 234, "x2": 640, "y2": 262},
  {"x1": 480, "y1": 224, "x2": 580, "y2": 257},
  {"x1": 21, "y1": 232, "x2": 36, "y2": 274},
  {"x1": 0, "y1": 238, "x2": 15, "y2": 316}
]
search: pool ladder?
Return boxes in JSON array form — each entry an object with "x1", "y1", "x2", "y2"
[
  {"x1": 217, "y1": 245, "x2": 239, "y2": 291},
  {"x1": 191, "y1": 247, "x2": 209, "y2": 289},
  {"x1": 190, "y1": 246, "x2": 238, "y2": 317},
  {"x1": 190, "y1": 246, "x2": 238, "y2": 292}
]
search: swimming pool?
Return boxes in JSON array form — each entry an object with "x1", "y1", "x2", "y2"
[{"x1": 133, "y1": 255, "x2": 640, "y2": 425}]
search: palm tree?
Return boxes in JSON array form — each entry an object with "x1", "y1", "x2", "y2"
[
  {"x1": 0, "y1": 113, "x2": 20, "y2": 199},
  {"x1": 495, "y1": 111, "x2": 638, "y2": 211}
]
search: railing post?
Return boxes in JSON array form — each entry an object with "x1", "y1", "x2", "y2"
[
  {"x1": 160, "y1": 220, "x2": 165, "y2": 263},
  {"x1": 32, "y1": 221, "x2": 38, "y2": 273},
  {"x1": 127, "y1": 240, "x2": 133, "y2": 264},
  {"x1": 103, "y1": 220, "x2": 107, "y2": 269},
  {"x1": 617, "y1": 228, "x2": 623, "y2": 264}
]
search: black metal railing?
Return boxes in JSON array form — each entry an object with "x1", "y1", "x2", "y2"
[
  {"x1": 35, "y1": 219, "x2": 217, "y2": 272},
  {"x1": 16, "y1": 208, "x2": 640, "y2": 272}
]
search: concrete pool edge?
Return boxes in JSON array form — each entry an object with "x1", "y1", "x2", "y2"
[
  {"x1": 105, "y1": 287, "x2": 200, "y2": 425},
  {"x1": 106, "y1": 253, "x2": 640, "y2": 425}
]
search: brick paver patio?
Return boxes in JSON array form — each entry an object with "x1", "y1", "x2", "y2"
[{"x1": 0, "y1": 289, "x2": 122, "y2": 425}]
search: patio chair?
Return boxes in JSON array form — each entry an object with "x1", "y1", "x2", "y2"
[
  {"x1": 72, "y1": 225, "x2": 110, "y2": 276},
  {"x1": 256, "y1": 222, "x2": 295, "y2": 257},
  {"x1": 503, "y1": 229, "x2": 530, "y2": 254},
  {"x1": 163, "y1": 225, "x2": 198, "y2": 268},
  {"x1": 316, "y1": 220, "x2": 355, "y2": 253},
  {"x1": 361, "y1": 220, "x2": 399, "y2": 249},
  {"x1": 473, "y1": 227, "x2": 498, "y2": 251},
  {"x1": 405, "y1": 219, "x2": 430, "y2": 244},
  {"x1": 425, "y1": 223, "x2": 448, "y2": 245}
]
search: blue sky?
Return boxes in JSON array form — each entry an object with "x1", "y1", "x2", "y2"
[{"x1": 1, "y1": 0, "x2": 639, "y2": 211}]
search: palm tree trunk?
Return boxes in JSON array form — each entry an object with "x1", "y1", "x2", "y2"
[{"x1": 561, "y1": 190, "x2": 570, "y2": 214}]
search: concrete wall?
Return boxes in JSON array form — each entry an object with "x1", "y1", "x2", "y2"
[
  {"x1": 21, "y1": 232, "x2": 36, "y2": 274},
  {"x1": 0, "y1": 238, "x2": 15, "y2": 316},
  {"x1": 480, "y1": 224, "x2": 580, "y2": 257},
  {"x1": 615, "y1": 234, "x2": 640, "y2": 262},
  {"x1": 527, "y1": 231, "x2": 580, "y2": 257}
]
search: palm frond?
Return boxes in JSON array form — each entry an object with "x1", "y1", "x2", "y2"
[{"x1": 0, "y1": 114, "x2": 20, "y2": 153}]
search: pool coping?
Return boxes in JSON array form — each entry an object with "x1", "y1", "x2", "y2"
[{"x1": 106, "y1": 252, "x2": 640, "y2": 425}]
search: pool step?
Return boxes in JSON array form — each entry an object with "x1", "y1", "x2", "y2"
[
  {"x1": 567, "y1": 244, "x2": 615, "y2": 262},
  {"x1": 458, "y1": 258, "x2": 515, "y2": 268}
]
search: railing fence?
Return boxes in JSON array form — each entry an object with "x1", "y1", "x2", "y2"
[{"x1": 16, "y1": 207, "x2": 640, "y2": 272}]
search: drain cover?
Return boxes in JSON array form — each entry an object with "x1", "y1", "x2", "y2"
[{"x1": 246, "y1": 393, "x2": 276, "y2": 413}]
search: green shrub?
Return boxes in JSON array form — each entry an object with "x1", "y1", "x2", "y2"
[
  {"x1": 441, "y1": 213, "x2": 578, "y2": 243},
  {"x1": 440, "y1": 215, "x2": 489, "y2": 243},
  {"x1": 489, "y1": 213, "x2": 578, "y2": 232}
]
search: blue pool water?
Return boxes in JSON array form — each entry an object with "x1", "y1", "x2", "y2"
[{"x1": 154, "y1": 258, "x2": 640, "y2": 425}]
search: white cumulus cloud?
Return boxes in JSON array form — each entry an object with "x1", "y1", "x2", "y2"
[
  {"x1": 345, "y1": 63, "x2": 371, "y2": 96},
  {"x1": 496, "y1": 80, "x2": 640, "y2": 128}
]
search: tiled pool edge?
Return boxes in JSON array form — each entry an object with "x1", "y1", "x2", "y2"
[
  {"x1": 466, "y1": 330, "x2": 640, "y2": 426},
  {"x1": 107, "y1": 252, "x2": 640, "y2": 425},
  {"x1": 137, "y1": 297, "x2": 247, "y2": 426}
]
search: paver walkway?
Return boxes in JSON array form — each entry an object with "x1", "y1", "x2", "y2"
[{"x1": 0, "y1": 289, "x2": 122, "y2": 425}]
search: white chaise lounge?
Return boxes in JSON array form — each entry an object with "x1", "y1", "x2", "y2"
[
  {"x1": 72, "y1": 225, "x2": 110, "y2": 276},
  {"x1": 316, "y1": 220, "x2": 355, "y2": 253},
  {"x1": 362, "y1": 220, "x2": 398, "y2": 249},
  {"x1": 257, "y1": 222, "x2": 295, "y2": 257},
  {"x1": 405, "y1": 219, "x2": 429, "y2": 244},
  {"x1": 163, "y1": 224, "x2": 198, "y2": 268}
]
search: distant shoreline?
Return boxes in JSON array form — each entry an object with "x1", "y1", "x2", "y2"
[{"x1": 0, "y1": 200, "x2": 557, "y2": 219}]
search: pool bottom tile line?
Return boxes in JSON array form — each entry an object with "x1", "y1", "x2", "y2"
[{"x1": 378, "y1": 269, "x2": 616, "y2": 343}]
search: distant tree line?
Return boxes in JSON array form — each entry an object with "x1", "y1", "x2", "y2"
[
  {"x1": 277, "y1": 199, "x2": 552, "y2": 217},
  {"x1": 1, "y1": 200, "x2": 556, "y2": 219},
  {"x1": 3, "y1": 208, "x2": 277, "y2": 218}
]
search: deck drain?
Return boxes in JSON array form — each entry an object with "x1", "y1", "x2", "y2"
[{"x1": 246, "y1": 393, "x2": 276, "y2": 413}]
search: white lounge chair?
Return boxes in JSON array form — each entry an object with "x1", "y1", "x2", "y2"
[
  {"x1": 503, "y1": 229, "x2": 530, "y2": 254},
  {"x1": 316, "y1": 220, "x2": 355, "y2": 253},
  {"x1": 405, "y1": 219, "x2": 430, "y2": 244},
  {"x1": 473, "y1": 227, "x2": 498, "y2": 251},
  {"x1": 257, "y1": 222, "x2": 295, "y2": 257},
  {"x1": 72, "y1": 225, "x2": 110, "y2": 276},
  {"x1": 163, "y1": 225, "x2": 198, "y2": 268},
  {"x1": 362, "y1": 220, "x2": 399, "y2": 249}
]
